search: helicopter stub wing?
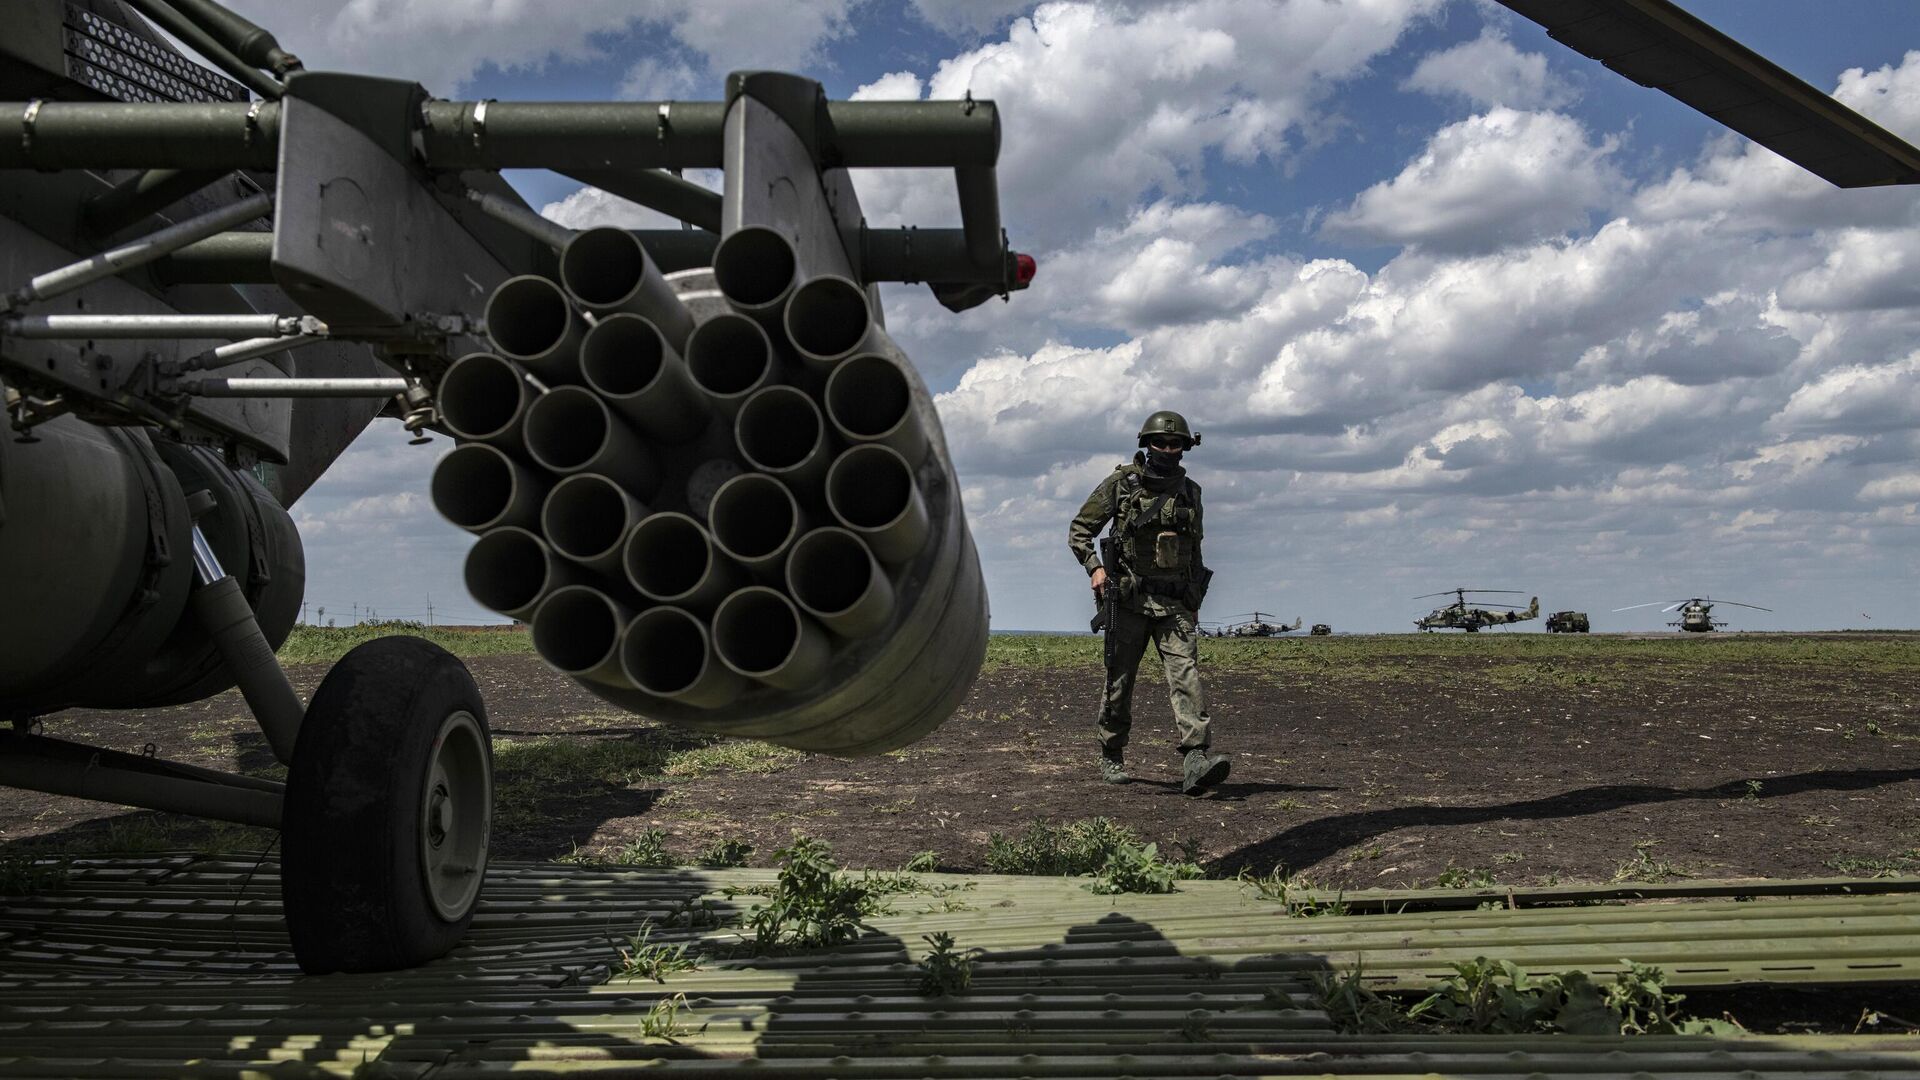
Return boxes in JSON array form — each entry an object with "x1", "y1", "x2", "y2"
[{"x1": 1495, "y1": 0, "x2": 1920, "y2": 188}]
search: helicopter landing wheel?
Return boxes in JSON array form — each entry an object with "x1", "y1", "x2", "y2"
[{"x1": 281, "y1": 636, "x2": 493, "y2": 974}]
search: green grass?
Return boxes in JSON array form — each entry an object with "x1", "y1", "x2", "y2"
[
  {"x1": 492, "y1": 734, "x2": 681, "y2": 832},
  {"x1": 277, "y1": 623, "x2": 535, "y2": 665},
  {"x1": 661, "y1": 741, "x2": 806, "y2": 777},
  {"x1": 984, "y1": 632, "x2": 1920, "y2": 683},
  {"x1": 492, "y1": 732, "x2": 807, "y2": 833}
]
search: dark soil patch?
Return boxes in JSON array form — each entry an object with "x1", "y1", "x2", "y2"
[{"x1": 5, "y1": 635, "x2": 1918, "y2": 892}]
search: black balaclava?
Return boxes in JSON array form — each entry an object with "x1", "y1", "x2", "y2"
[{"x1": 1136, "y1": 447, "x2": 1186, "y2": 490}]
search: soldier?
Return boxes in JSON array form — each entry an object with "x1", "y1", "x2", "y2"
[{"x1": 1068, "y1": 411, "x2": 1231, "y2": 796}]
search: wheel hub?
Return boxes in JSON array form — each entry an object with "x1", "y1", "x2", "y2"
[
  {"x1": 419, "y1": 710, "x2": 491, "y2": 921},
  {"x1": 427, "y1": 784, "x2": 451, "y2": 847}
]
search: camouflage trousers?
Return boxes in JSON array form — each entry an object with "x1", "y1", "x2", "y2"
[{"x1": 1095, "y1": 606, "x2": 1211, "y2": 755}]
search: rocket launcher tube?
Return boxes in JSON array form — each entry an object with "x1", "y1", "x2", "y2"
[
  {"x1": 620, "y1": 607, "x2": 747, "y2": 709},
  {"x1": 624, "y1": 512, "x2": 743, "y2": 614},
  {"x1": 439, "y1": 352, "x2": 537, "y2": 448},
  {"x1": 430, "y1": 443, "x2": 550, "y2": 535},
  {"x1": 783, "y1": 274, "x2": 874, "y2": 370},
  {"x1": 712, "y1": 586, "x2": 830, "y2": 692},
  {"x1": 824, "y1": 351, "x2": 929, "y2": 465},
  {"x1": 579, "y1": 314, "x2": 708, "y2": 444},
  {"x1": 787, "y1": 527, "x2": 894, "y2": 640},
  {"x1": 735, "y1": 385, "x2": 831, "y2": 497},
  {"x1": 540, "y1": 473, "x2": 645, "y2": 576},
  {"x1": 825, "y1": 443, "x2": 929, "y2": 565},
  {"x1": 464, "y1": 526, "x2": 579, "y2": 622},
  {"x1": 684, "y1": 312, "x2": 776, "y2": 417},
  {"x1": 484, "y1": 275, "x2": 585, "y2": 384},
  {"x1": 712, "y1": 226, "x2": 797, "y2": 325},
  {"x1": 560, "y1": 227, "x2": 696, "y2": 348},
  {"x1": 531, "y1": 585, "x2": 634, "y2": 689},
  {"x1": 708, "y1": 472, "x2": 806, "y2": 583},
  {"x1": 522, "y1": 385, "x2": 660, "y2": 500}
]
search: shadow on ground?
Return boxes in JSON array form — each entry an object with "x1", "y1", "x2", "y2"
[{"x1": 1215, "y1": 767, "x2": 1920, "y2": 876}]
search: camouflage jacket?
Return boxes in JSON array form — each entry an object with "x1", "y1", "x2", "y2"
[{"x1": 1067, "y1": 460, "x2": 1207, "y2": 616}]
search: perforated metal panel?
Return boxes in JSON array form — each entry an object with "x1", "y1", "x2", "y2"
[{"x1": 62, "y1": 4, "x2": 244, "y2": 104}]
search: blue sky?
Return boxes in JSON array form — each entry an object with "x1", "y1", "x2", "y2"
[{"x1": 249, "y1": 0, "x2": 1920, "y2": 633}]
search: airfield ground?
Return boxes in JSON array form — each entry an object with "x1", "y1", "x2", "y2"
[{"x1": 4, "y1": 629, "x2": 1916, "y2": 890}]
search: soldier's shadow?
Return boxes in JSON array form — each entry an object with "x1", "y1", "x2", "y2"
[{"x1": 1131, "y1": 779, "x2": 1339, "y2": 801}]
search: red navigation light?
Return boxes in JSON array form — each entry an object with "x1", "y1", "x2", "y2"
[{"x1": 1013, "y1": 252, "x2": 1037, "y2": 286}]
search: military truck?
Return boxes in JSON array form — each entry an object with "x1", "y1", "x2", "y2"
[{"x1": 1546, "y1": 611, "x2": 1591, "y2": 633}]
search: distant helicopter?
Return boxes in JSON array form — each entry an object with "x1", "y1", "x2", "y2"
[
  {"x1": 1613, "y1": 598, "x2": 1771, "y2": 632},
  {"x1": 1205, "y1": 611, "x2": 1304, "y2": 638},
  {"x1": 1414, "y1": 589, "x2": 1540, "y2": 632}
]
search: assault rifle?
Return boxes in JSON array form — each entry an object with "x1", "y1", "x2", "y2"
[{"x1": 1089, "y1": 536, "x2": 1121, "y2": 667}]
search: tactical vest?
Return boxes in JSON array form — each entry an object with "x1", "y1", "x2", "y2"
[{"x1": 1111, "y1": 465, "x2": 1199, "y2": 591}]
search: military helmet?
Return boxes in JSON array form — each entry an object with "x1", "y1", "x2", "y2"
[{"x1": 1137, "y1": 410, "x2": 1200, "y2": 449}]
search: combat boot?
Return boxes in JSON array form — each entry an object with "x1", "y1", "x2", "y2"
[
  {"x1": 1181, "y1": 749, "x2": 1230, "y2": 796},
  {"x1": 1099, "y1": 748, "x2": 1129, "y2": 784}
]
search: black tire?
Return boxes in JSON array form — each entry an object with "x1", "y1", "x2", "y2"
[{"x1": 281, "y1": 636, "x2": 492, "y2": 974}]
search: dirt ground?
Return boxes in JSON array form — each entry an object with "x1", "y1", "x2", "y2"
[{"x1": 5, "y1": 633, "x2": 1919, "y2": 889}]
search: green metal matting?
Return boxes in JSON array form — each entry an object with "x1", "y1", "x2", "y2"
[{"x1": 2, "y1": 856, "x2": 1918, "y2": 1076}]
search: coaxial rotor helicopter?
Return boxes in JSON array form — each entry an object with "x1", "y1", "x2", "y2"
[
  {"x1": 1205, "y1": 612, "x2": 1304, "y2": 638},
  {"x1": 1613, "y1": 597, "x2": 1772, "y2": 632},
  {"x1": 1414, "y1": 588, "x2": 1540, "y2": 632},
  {"x1": 0, "y1": 0, "x2": 1912, "y2": 983},
  {"x1": 0, "y1": 0, "x2": 1031, "y2": 975}
]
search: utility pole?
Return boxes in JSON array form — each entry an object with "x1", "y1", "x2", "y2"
[
  {"x1": 427, "y1": 594, "x2": 434, "y2": 627},
  {"x1": 300, "y1": 600, "x2": 308, "y2": 624}
]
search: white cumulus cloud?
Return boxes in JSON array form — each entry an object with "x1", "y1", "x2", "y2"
[{"x1": 1321, "y1": 108, "x2": 1624, "y2": 253}]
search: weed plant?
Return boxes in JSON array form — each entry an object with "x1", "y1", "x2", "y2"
[
  {"x1": 1240, "y1": 867, "x2": 1350, "y2": 916},
  {"x1": 612, "y1": 828, "x2": 675, "y2": 868},
  {"x1": 0, "y1": 855, "x2": 68, "y2": 896},
  {"x1": 916, "y1": 932, "x2": 979, "y2": 997},
  {"x1": 615, "y1": 927, "x2": 699, "y2": 983},
  {"x1": 1611, "y1": 840, "x2": 1690, "y2": 883},
  {"x1": 1091, "y1": 842, "x2": 1204, "y2": 895},
  {"x1": 1434, "y1": 863, "x2": 1497, "y2": 889},
  {"x1": 747, "y1": 836, "x2": 873, "y2": 953},
  {"x1": 984, "y1": 817, "x2": 1137, "y2": 875},
  {"x1": 697, "y1": 837, "x2": 753, "y2": 867},
  {"x1": 1405, "y1": 956, "x2": 1739, "y2": 1035},
  {"x1": 637, "y1": 993, "x2": 699, "y2": 1041}
]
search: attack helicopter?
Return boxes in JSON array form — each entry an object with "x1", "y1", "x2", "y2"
[
  {"x1": 1613, "y1": 598, "x2": 1772, "y2": 632},
  {"x1": 0, "y1": 0, "x2": 1030, "y2": 974},
  {"x1": 1210, "y1": 611, "x2": 1303, "y2": 638},
  {"x1": 0, "y1": 0, "x2": 1912, "y2": 983},
  {"x1": 1414, "y1": 589, "x2": 1540, "y2": 632}
]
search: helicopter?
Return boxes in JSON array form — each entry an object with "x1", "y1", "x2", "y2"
[
  {"x1": 0, "y1": 0, "x2": 1031, "y2": 973},
  {"x1": 1207, "y1": 611, "x2": 1304, "y2": 638},
  {"x1": 0, "y1": 0, "x2": 1909, "y2": 981},
  {"x1": 1414, "y1": 589, "x2": 1540, "y2": 632},
  {"x1": 1614, "y1": 598, "x2": 1772, "y2": 632}
]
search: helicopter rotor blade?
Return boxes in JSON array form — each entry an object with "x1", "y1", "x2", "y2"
[
  {"x1": 1611, "y1": 601, "x2": 1674, "y2": 612},
  {"x1": 1714, "y1": 600, "x2": 1773, "y2": 611},
  {"x1": 1662, "y1": 602, "x2": 1687, "y2": 613}
]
